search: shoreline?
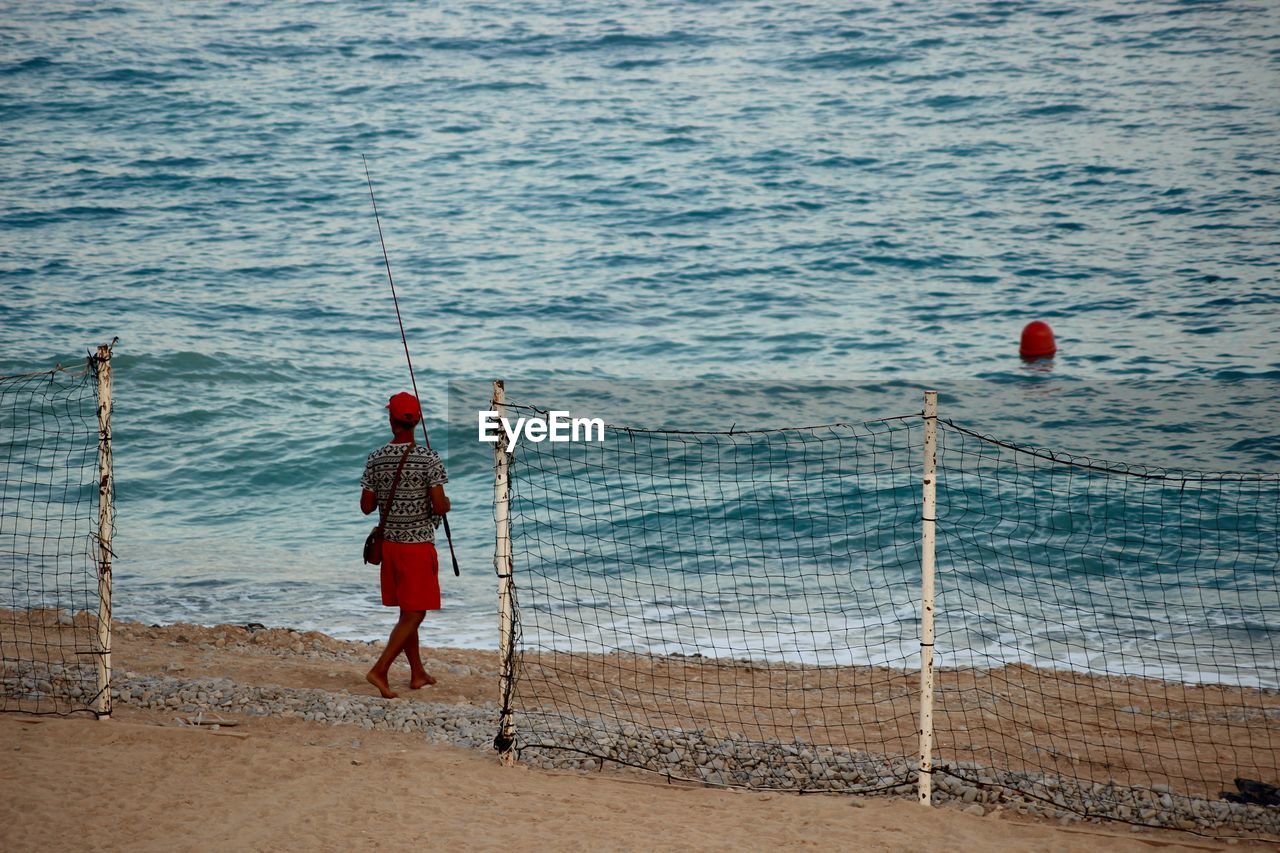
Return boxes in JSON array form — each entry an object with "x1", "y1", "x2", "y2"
[{"x1": 13, "y1": 607, "x2": 1278, "y2": 692}]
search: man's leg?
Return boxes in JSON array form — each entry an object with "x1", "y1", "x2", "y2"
[
  {"x1": 397, "y1": 545, "x2": 439, "y2": 688},
  {"x1": 366, "y1": 609, "x2": 426, "y2": 699},
  {"x1": 402, "y1": 628, "x2": 437, "y2": 689}
]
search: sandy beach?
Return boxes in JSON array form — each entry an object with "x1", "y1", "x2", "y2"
[
  {"x1": 0, "y1": 710, "x2": 1258, "y2": 853},
  {"x1": 1, "y1": 617, "x2": 1276, "y2": 851}
]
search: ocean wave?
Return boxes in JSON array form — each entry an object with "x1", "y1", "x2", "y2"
[
  {"x1": 0, "y1": 56, "x2": 59, "y2": 75},
  {"x1": 1021, "y1": 102, "x2": 1089, "y2": 117},
  {"x1": 787, "y1": 47, "x2": 909, "y2": 70},
  {"x1": 0, "y1": 206, "x2": 130, "y2": 228},
  {"x1": 560, "y1": 31, "x2": 715, "y2": 53}
]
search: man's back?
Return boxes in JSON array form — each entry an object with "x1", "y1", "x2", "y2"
[{"x1": 361, "y1": 442, "x2": 448, "y2": 543}]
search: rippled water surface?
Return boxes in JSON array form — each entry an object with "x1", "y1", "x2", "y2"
[{"x1": 1, "y1": 1, "x2": 1277, "y2": 659}]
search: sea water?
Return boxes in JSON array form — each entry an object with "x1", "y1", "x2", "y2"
[{"x1": 0, "y1": 1, "x2": 1277, "y2": 680}]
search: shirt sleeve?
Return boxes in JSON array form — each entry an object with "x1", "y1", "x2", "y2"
[
  {"x1": 425, "y1": 450, "x2": 448, "y2": 487},
  {"x1": 360, "y1": 452, "x2": 376, "y2": 491}
]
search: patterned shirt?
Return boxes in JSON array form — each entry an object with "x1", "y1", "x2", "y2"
[{"x1": 361, "y1": 442, "x2": 448, "y2": 543}]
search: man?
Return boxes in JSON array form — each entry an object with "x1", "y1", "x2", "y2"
[{"x1": 360, "y1": 392, "x2": 451, "y2": 699}]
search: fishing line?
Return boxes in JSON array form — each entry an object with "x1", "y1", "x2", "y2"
[{"x1": 363, "y1": 154, "x2": 460, "y2": 577}]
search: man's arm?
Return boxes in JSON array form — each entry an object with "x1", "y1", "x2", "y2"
[
  {"x1": 430, "y1": 484, "x2": 450, "y2": 516},
  {"x1": 360, "y1": 451, "x2": 378, "y2": 515}
]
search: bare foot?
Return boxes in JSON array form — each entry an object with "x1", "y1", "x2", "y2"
[
  {"x1": 366, "y1": 670, "x2": 398, "y2": 699},
  {"x1": 409, "y1": 672, "x2": 437, "y2": 689}
]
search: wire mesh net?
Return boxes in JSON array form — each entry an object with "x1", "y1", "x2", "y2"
[
  {"x1": 932, "y1": 419, "x2": 1279, "y2": 834},
  {"x1": 0, "y1": 359, "x2": 108, "y2": 716},
  {"x1": 497, "y1": 397, "x2": 1279, "y2": 837},
  {"x1": 500, "y1": 402, "x2": 925, "y2": 793}
]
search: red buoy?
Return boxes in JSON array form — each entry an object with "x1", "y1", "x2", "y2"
[{"x1": 1020, "y1": 321, "x2": 1057, "y2": 359}]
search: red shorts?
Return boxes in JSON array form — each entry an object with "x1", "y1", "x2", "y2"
[{"x1": 380, "y1": 541, "x2": 440, "y2": 611}]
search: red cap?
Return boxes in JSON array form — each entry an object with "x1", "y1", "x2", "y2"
[{"x1": 387, "y1": 392, "x2": 421, "y2": 424}]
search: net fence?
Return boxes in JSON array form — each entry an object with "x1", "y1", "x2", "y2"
[
  {"x1": 497, "y1": 398, "x2": 1279, "y2": 838},
  {"x1": 0, "y1": 358, "x2": 109, "y2": 716},
  {"x1": 501, "y1": 405, "x2": 924, "y2": 794},
  {"x1": 931, "y1": 420, "x2": 1279, "y2": 833}
]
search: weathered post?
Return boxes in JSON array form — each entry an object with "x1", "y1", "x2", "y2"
[
  {"x1": 493, "y1": 380, "x2": 516, "y2": 764},
  {"x1": 918, "y1": 390, "x2": 938, "y2": 804},
  {"x1": 93, "y1": 343, "x2": 115, "y2": 719}
]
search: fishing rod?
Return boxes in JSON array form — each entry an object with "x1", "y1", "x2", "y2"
[{"x1": 362, "y1": 154, "x2": 460, "y2": 577}]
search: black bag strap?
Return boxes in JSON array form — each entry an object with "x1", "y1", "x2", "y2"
[{"x1": 376, "y1": 443, "x2": 415, "y2": 535}]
